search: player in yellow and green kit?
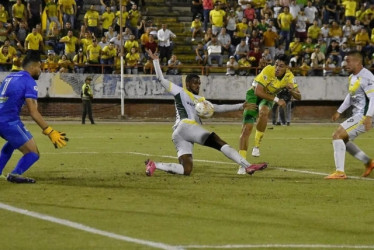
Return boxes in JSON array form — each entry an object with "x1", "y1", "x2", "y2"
[{"x1": 237, "y1": 54, "x2": 301, "y2": 174}]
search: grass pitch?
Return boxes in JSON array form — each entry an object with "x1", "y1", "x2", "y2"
[{"x1": 1, "y1": 122, "x2": 374, "y2": 249}]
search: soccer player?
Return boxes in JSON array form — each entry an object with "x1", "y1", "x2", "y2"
[
  {"x1": 326, "y1": 51, "x2": 374, "y2": 179},
  {"x1": 0, "y1": 55, "x2": 68, "y2": 183},
  {"x1": 238, "y1": 55, "x2": 301, "y2": 163},
  {"x1": 144, "y1": 49, "x2": 267, "y2": 176}
]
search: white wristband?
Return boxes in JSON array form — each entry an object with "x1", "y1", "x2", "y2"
[{"x1": 273, "y1": 97, "x2": 279, "y2": 103}]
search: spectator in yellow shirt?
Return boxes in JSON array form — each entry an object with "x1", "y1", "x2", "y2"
[
  {"x1": 45, "y1": 0, "x2": 60, "y2": 30},
  {"x1": 58, "y1": 54, "x2": 72, "y2": 73},
  {"x1": 0, "y1": 4, "x2": 9, "y2": 24},
  {"x1": 124, "y1": 34, "x2": 139, "y2": 53},
  {"x1": 277, "y1": 6, "x2": 293, "y2": 50},
  {"x1": 341, "y1": 0, "x2": 357, "y2": 23},
  {"x1": 126, "y1": 47, "x2": 140, "y2": 74},
  {"x1": 307, "y1": 20, "x2": 321, "y2": 43},
  {"x1": 101, "y1": 41, "x2": 117, "y2": 74},
  {"x1": 0, "y1": 45, "x2": 11, "y2": 71},
  {"x1": 73, "y1": 48, "x2": 87, "y2": 73},
  {"x1": 80, "y1": 31, "x2": 94, "y2": 53},
  {"x1": 355, "y1": 28, "x2": 369, "y2": 46},
  {"x1": 101, "y1": 6, "x2": 115, "y2": 36},
  {"x1": 12, "y1": 0, "x2": 27, "y2": 22},
  {"x1": 191, "y1": 16, "x2": 203, "y2": 42},
  {"x1": 86, "y1": 39, "x2": 102, "y2": 73},
  {"x1": 59, "y1": 30, "x2": 79, "y2": 60},
  {"x1": 115, "y1": 5, "x2": 129, "y2": 33},
  {"x1": 209, "y1": 2, "x2": 226, "y2": 35},
  {"x1": 59, "y1": 0, "x2": 77, "y2": 29},
  {"x1": 44, "y1": 50, "x2": 59, "y2": 73},
  {"x1": 128, "y1": 4, "x2": 141, "y2": 38},
  {"x1": 84, "y1": 5, "x2": 100, "y2": 37},
  {"x1": 24, "y1": 28, "x2": 43, "y2": 57}
]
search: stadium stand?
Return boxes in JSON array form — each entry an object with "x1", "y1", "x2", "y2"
[{"x1": 0, "y1": 0, "x2": 373, "y2": 75}]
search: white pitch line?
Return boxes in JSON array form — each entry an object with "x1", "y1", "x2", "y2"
[
  {"x1": 179, "y1": 244, "x2": 374, "y2": 249},
  {"x1": 39, "y1": 151, "x2": 374, "y2": 181},
  {"x1": 124, "y1": 151, "x2": 374, "y2": 181},
  {"x1": 0, "y1": 202, "x2": 181, "y2": 250}
]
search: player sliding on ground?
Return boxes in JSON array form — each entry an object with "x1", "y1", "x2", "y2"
[
  {"x1": 144, "y1": 49, "x2": 267, "y2": 176},
  {"x1": 238, "y1": 54, "x2": 301, "y2": 162},
  {"x1": 326, "y1": 51, "x2": 374, "y2": 179},
  {"x1": 0, "y1": 54, "x2": 68, "y2": 183}
]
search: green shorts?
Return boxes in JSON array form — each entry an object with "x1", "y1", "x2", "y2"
[{"x1": 243, "y1": 88, "x2": 274, "y2": 124}]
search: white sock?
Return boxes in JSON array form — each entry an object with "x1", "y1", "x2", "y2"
[
  {"x1": 333, "y1": 139, "x2": 346, "y2": 172},
  {"x1": 155, "y1": 162, "x2": 184, "y2": 175},
  {"x1": 220, "y1": 144, "x2": 250, "y2": 168},
  {"x1": 346, "y1": 141, "x2": 371, "y2": 165}
]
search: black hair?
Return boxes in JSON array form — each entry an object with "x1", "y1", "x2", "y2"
[
  {"x1": 22, "y1": 53, "x2": 41, "y2": 68},
  {"x1": 346, "y1": 50, "x2": 363, "y2": 65},
  {"x1": 186, "y1": 74, "x2": 200, "y2": 84},
  {"x1": 275, "y1": 54, "x2": 289, "y2": 65}
]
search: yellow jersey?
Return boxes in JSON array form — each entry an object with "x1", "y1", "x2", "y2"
[
  {"x1": 191, "y1": 20, "x2": 202, "y2": 29},
  {"x1": 236, "y1": 23, "x2": 248, "y2": 38},
  {"x1": 126, "y1": 52, "x2": 140, "y2": 66},
  {"x1": 45, "y1": 1, "x2": 58, "y2": 17},
  {"x1": 12, "y1": 3, "x2": 25, "y2": 19},
  {"x1": 87, "y1": 44, "x2": 101, "y2": 62},
  {"x1": 116, "y1": 11, "x2": 129, "y2": 27},
  {"x1": 101, "y1": 11, "x2": 115, "y2": 29},
  {"x1": 253, "y1": 65, "x2": 297, "y2": 95},
  {"x1": 25, "y1": 33, "x2": 43, "y2": 50},
  {"x1": 307, "y1": 25, "x2": 321, "y2": 40},
  {"x1": 81, "y1": 38, "x2": 93, "y2": 53},
  {"x1": 124, "y1": 40, "x2": 139, "y2": 53},
  {"x1": 101, "y1": 46, "x2": 117, "y2": 59},
  {"x1": 84, "y1": 10, "x2": 99, "y2": 27},
  {"x1": 278, "y1": 13, "x2": 293, "y2": 30},
  {"x1": 128, "y1": 10, "x2": 140, "y2": 27},
  {"x1": 209, "y1": 9, "x2": 226, "y2": 27},
  {"x1": 58, "y1": 0, "x2": 76, "y2": 15},
  {"x1": 342, "y1": 1, "x2": 356, "y2": 17},
  {"x1": 0, "y1": 6, "x2": 9, "y2": 23}
]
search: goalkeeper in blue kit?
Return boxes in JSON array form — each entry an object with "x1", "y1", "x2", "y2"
[{"x1": 0, "y1": 55, "x2": 68, "y2": 183}]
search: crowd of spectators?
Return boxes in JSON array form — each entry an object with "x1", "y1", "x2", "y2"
[
  {"x1": 0, "y1": 0, "x2": 374, "y2": 76},
  {"x1": 192, "y1": 0, "x2": 374, "y2": 76}
]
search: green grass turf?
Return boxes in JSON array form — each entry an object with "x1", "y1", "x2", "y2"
[{"x1": 1, "y1": 122, "x2": 374, "y2": 249}]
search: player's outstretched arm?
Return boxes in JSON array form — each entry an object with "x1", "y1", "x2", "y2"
[
  {"x1": 147, "y1": 49, "x2": 181, "y2": 95},
  {"x1": 255, "y1": 84, "x2": 286, "y2": 107},
  {"x1": 26, "y1": 98, "x2": 68, "y2": 149},
  {"x1": 213, "y1": 102, "x2": 257, "y2": 113}
]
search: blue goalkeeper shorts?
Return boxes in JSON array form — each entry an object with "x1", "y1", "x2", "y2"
[{"x1": 0, "y1": 120, "x2": 33, "y2": 149}]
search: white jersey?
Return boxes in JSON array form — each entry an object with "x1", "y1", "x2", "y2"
[
  {"x1": 152, "y1": 59, "x2": 243, "y2": 129},
  {"x1": 338, "y1": 68, "x2": 374, "y2": 116}
]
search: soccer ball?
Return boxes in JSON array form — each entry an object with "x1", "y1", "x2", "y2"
[{"x1": 195, "y1": 100, "x2": 214, "y2": 118}]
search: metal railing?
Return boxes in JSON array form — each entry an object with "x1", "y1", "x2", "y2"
[{"x1": 0, "y1": 62, "x2": 364, "y2": 76}]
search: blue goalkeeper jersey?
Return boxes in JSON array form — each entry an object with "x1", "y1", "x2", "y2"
[{"x1": 0, "y1": 71, "x2": 38, "y2": 123}]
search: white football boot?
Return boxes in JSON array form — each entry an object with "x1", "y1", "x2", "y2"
[{"x1": 252, "y1": 147, "x2": 260, "y2": 157}]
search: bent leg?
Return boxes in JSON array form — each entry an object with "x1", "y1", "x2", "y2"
[
  {"x1": 12, "y1": 139, "x2": 40, "y2": 175},
  {"x1": 0, "y1": 142, "x2": 15, "y2": 174},
  {"x1": 254, "y1": 105, "x2": 270, "y2": 148}
]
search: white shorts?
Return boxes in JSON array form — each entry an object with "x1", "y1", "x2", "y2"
[
  {"x1": 340, "y1": 114, "x2": 374, "y2": 140},
  {"x1": 172, "y1": 121, "x2": 211, "y2": 157}
]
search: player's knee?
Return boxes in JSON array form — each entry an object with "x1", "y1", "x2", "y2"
[
  {"x1": 204, "y1": 132, "x2": 225, "y2": 151},
  {"x1": 258, "y1": 109, "x2": 269, "y2": 119}
]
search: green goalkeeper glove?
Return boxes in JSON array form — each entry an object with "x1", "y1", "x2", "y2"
[{"x1": 42, "y1": 126, "x2": 69, "y2": 148}]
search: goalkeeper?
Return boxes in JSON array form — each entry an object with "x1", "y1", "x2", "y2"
[
  {"x1": 144, "y1": 49, "x2": 267, "y2": 176},
  {"x1": 239, "y1": 54, "x2": 301, "y2": 163},
  {"x1": 0, "y1": 54, "x2": 68, "y2": 184}
]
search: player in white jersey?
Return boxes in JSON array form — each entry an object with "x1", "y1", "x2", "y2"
[
  {"x1": 326, "y1": 51, "x2": 374, "y2": 179},
  {"x1": 144, "y1": 50, "x2": 267, "y2": 176}
]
